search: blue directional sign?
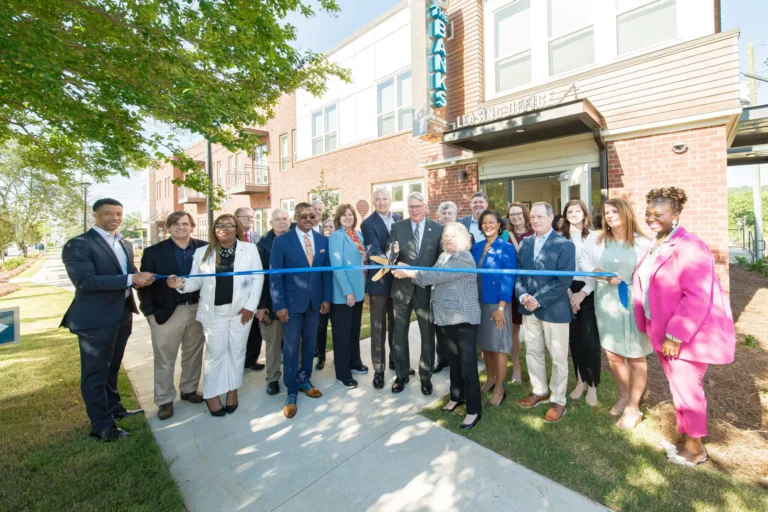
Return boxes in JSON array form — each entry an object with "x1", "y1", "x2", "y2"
[{"x1": 0, "y1": 307, "x2": 20, "y2": 346}]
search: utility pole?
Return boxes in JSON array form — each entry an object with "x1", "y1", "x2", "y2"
[
  {"x1": 747, "y1": 43, "x2": 764, "y2": 260},
  {"x1": 81, "y1": 180, "x2": 91, "y2": 234},
  {"x1": 206, "y1": 140, "x2": 214, "y2": 227}
]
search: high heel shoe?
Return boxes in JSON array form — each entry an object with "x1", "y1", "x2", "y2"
[
  {"x1": 441, "y1": 401, "x2": 464, "y2": 413},
  {"x1": 206, "y1": 400, "x2": 226, "y2": 417},
  {"x1": 225, "y1": 403, "x2": 238, "y2": 414},
  {"x1": 489, "y1": 390, "x2": 506, "y2": 407},
  {"x1": 460, "y1": 413, "x2": 481, "y2": 430}
]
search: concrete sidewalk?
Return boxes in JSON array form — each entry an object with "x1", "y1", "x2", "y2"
[{"x1": 35, "y1": 253, "x2": 609, "y2": 512}]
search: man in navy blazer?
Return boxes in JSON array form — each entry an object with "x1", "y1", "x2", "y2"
[
  {"x1": 270, "y1": 202, "x2": 332, "y2": 418},
  {"x1": 360, "y1": 188, "x2": 405, "y2": 389},
  {"x1": 61, "y1": 198, "x2": 156, "y2": 441},
  {"x1": 515, "y1": 202, "x2": 575, "y2": 424}
]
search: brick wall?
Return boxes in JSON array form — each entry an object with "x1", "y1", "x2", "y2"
[
  {"x1": 607, "y1": 125, "x2": 730, "y2": 290},
  {"x1": 427, "y1": 163, "x2": 479, "y2": 219}
]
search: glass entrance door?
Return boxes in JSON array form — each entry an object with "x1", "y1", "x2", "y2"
[{"x1": 559, "y1": 164, "x2": 591, "y2": 213}]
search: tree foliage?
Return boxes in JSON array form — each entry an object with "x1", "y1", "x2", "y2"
[
  {"x1": 0, "y1": 0, "x2": 350, "y2": 205},
  {"x1": 309, "y1": 169, "x2": 339, "y2": 222}
]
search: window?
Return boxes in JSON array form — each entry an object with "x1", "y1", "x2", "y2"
[
  {"x1": 548, "y1": 0, "x2": 594, "y2": 76},
  {"x1": 291, "y1": 129, "x2": 297, "y2": 164},
  {"x1": 374, "y1": 180, "x2": 423, "y2": 219},
  {"x1": 198, "y1": 218, "x2": 208, "y2": 242},
  {"x1": 617, "y1": 0, "x2": 676, "y2": 55},
  {"x1": 234, "y1": 152, "x2": 241, "y2": 171},
  {"x1": 253, "y1": 143, "x2": 268, "y2": 184},
  {"x1": 281, "y1": 199, "x2": 295, "y2": 218},
  {"x1": 254, "y1": 209, "x2": 267, "y2": 235},
  {"x1": 279, "y1": 133, "x2": 289, "y2": 171},
  {"x1": 228, "y1": 155, "x2": 234, "y2": 174},
  {"x1": 311, "y1": 104, "x2": 337, "y2": 156},
  {"x1": 377, "y1": 70, "x2": 413, "y2": 137},
  {"x1": 156, "y1": 182, "x2": 161, "y2": 200},
  {"x1": 216, "y1": 161, "x2": 222, "y2": 186},
  {"x1": 164, "y1": 178, "x2": 170, "y2": 198},
  {"x1": 494, "y1": 0, "x2": 531, "y2": 94},
  {"x1": 309, "y1": 189, "x2": 340, "y2": 207}
]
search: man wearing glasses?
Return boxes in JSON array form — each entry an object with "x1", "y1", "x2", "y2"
[
  {"x1": 236, "y1": 207, "x2": 265, "y2": 372},
  {"x1": 270, "y1": 202, "x2": 332, "y2": 418},
  {"x1": 386, "y1": 192, "x2": 444, "y2": 395}
]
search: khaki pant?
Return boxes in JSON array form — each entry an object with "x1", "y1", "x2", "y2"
[
  {"x1": 148, "y1": 304, "x2": 205, "y2": 405},
  {"x1": 523, "y1": 315, "x2": 570, "y2": 406},
  {"x1": 259, "y1": 318, "x2": 283, "y2": 384}
]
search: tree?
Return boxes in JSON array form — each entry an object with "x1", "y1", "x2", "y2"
[
  {"x1": 121, "y1": 211, "x2": 143, "y2": 239},
  {"x1": 309, "y1": 170, "x2": 339, "y2": 222},
  {"x1": 0, "y1": 1, "x2": 349, "y2": 206}
]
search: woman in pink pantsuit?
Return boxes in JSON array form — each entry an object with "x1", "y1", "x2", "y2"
[{"x1": 634, "y1": 187, "x2": 735, "y2": 466}]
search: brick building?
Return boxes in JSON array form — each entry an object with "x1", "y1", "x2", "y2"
[{"x1": 144, "y1": 0, "x2": 741, "y2": 287}]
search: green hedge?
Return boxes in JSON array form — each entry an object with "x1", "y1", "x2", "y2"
[{"x1": 2, "y1": 257, "x2": 27, "y2": 271}]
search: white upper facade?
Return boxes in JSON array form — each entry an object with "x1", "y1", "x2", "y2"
[{"x1": 295, "y1": 5, "x2": 412, "y2": 161}]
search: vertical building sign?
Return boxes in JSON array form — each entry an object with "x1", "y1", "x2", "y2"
[{"x1": 411, "y1": 0, "x2": 448, "y2": 143}]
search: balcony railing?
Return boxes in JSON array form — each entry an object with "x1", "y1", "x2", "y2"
[
  {"x1": 225, "y1": 164, "x2": 269, "y2": 194},
  {"x1": 178, "y1": 186, "x2": 206, "y2": 203}
]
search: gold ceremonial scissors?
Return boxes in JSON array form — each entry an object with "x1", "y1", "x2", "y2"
[{"x1": 369, "y1": 255, "x2": 391, "y2": 282}]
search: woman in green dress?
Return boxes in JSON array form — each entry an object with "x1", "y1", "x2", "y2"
[{"x1": 580, "y1": 198, "x2": 651, "y2": 429}]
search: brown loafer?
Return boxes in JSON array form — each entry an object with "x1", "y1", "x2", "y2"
[
  {"x1": 544, "y1": 404, "x2": 567, "y2": 423},
  {"x1": 180, "y1": 392, "x2": 204, "y2": 404},
  {"x1": 283, "y1": 404, "x2": 297, "y2": 418},
  {"x1": 303, "y1": 387, "x2": 323, "y2": 398},
  {"x1": 157, "y1": 402, "x2": 174, "y2": 420},
  {"x1": 518, "y1": 392, "x2": 550, "y2": 409}
]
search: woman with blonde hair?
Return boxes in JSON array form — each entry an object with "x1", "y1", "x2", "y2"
[
  {"x1": 167, "y1": 213, "x2": 263, "y2": 416},
  {"x1": 580, "y1": 198, "x2": 650, "y2": 428}
]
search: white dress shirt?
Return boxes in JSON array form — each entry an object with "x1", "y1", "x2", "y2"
[
  {"x1": 533, "y1": 228, "x2": 554, "y2": 260},
  {"x1": 92, "y1": 225, "x2": 132, "y2": 293},
  {"x1": 377, "y1": 211, "x2": 395, "y2": 233},
  {"x1": 468, "y1": 216, "x2": 485, "y2": 242},
  {"x1": 296, "y1": 226, "x2": 314, "y2": 255},
  {"x1": 312, "y1": 224, "x2": 321, "y2": 233}
]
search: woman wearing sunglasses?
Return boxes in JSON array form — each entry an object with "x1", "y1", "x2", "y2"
[{"x1": 167, "y1": 213, "x2": 263, "y2": 417}]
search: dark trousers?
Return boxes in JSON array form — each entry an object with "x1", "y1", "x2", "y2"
[
  {"x1": 439, "y1": 323, "x2": 481, "y2": 415},
  {"x1": 315, "y1": 311, "x2": 330, "y2": 359},
  {"x1": 569, "y1": 281, "x2": 601, "y2": 387},
  {"x1": 435, "y1": 325, "x2": 450, "y2": 366},
  {"x1": 75, "y1": 301, "x2": 133, "y2": 431},
  {"x1": 393, "y1": 290, "x2": 434, "y2": 381},
  {"x1": 369, "y1": 294, "x2": 395, "y2": 372},
  {"x1": 330, "y1": 301, "x2": 364, "y2": 382},
  {"x1": 283, "y1": 308, "x2": 320, "y2": 395},
  {"x1": 244, "y1": 319, "x2": 263, "y2": 367}
]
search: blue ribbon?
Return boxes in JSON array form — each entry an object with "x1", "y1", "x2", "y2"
[{"x1": 155, "y1": 265, "x2": 630, "y2": 308}]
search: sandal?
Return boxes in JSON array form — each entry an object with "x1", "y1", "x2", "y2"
[
  {"x1": 609, "y1": 397, "x2": 629, "y2": 417},
  {"x1": 480, "y1": 379, "x2": 496, "y2": 394},
  {"x1": 668, "y1": 451, "x2": 709, "y2": 467},
  {"x1": 615, "y1": 409, "x2": 643, "y2": 429}
]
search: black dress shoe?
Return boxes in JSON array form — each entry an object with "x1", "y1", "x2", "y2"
[
  {"x1": 206, "y1": 400, "x2": 226, "y2": 417},
  {"x1": 89, "y1": 426, "x2": 129, "y2": 442},
  {"x1": 441, "y1": 401, "x2": 464, "y2": 413},
  {"x1": 420, "y1": 378, "x2": 433, "y2": 396},
  {"x1": 460, "y1": 413, "x2": 481, "y2": 430},
  {"x1": 351, "y1": 364, "x2": 369, "y2": 374},
  {"x1": 372, "y1": 371, "x2": 384, "y2": 390},
  {"x1": 315, "y1": 358, "x2": 325, "y2": 370},
  {"x1": 246, "y1": 362, "x2": 265, "y2": 371},
  {"x1": 389, "y1": 361, "x2": 395, "y2": 370},
  {"x1": 433, "y1": 360, "x2": 449, "y2": 374},
  {"x1": 113, "y1": 408, "x2": 144, "y2": 420},
  {"x1": 391, "y1": 377, "x2": 409, "y2": 393},
  {"x1": 266, "y1": 381, "x2": 280, "y2": 396},
  {"x1": 338, "y1": 378, "x2": 358, "y2": 389},
  {"x1": 409, "y1": 368, "x2": 416, "y2": 376}
]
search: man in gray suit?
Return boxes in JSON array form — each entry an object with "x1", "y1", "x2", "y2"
[
  {"x1": 459, "y1": 191, "x2": 488, "y2": 243},
  {"x1": 386, "y1": 192, "x2": 444, "y2": 395},
  {"x1": 236, "y1": 206, "x2": 265, "y2": 371}
]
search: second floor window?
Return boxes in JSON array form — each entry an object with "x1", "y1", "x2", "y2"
[
  {"x1": 280, "y1": 133, "x2": 289, "y2": 171},
  {"x1": 281, "y1": 199, "x2": 295, "y2": 218},
  {"x1": 291, "y1": 129, "x2": 297, "y2": 164},
  {"x1": 494, "y1": 0, "x2": 532, "y2": 94},
  {"x1": 617, "y1": 0, "x2": 676, "y2": 55},
  {"x1": 548, "y1": 0, "x2": 594, "y2": 77},
  {"x1": 312, "y1": 104, "x2": 337, "y2": 156},
  {"x1": 377, "y1": 70, "x2": 413, "y2": 137},
  {"x1": 216, "y1": 161, "x2": 222, "y2": 185}
]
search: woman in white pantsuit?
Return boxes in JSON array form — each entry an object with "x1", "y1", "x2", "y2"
[{"x1": 168, "y1": 213, "x2": 263, "y2": 416}]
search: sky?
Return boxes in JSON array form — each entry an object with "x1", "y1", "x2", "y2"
[{"x1": 93, "y1": 0, "x2": 768, "y2": 210}]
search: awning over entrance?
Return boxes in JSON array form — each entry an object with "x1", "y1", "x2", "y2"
[
  {"x1": 442, "y1": 99, "x2": 605, "y2": 153},
  {"x1": 728, "y1": 105, "x2": 768, "y2": 166}
]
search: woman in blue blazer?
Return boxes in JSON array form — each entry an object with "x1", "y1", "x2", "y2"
[
  {"x1": 471, "y1": 210, "x2": 517, "y2": 407},
  {"x1": 329, "y1": 204, "x2": 369, "y2": 389}
]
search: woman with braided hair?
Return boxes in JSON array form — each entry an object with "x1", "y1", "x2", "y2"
[{"x1": 634, "y1": 187, "x2": 735, "y2": 466}]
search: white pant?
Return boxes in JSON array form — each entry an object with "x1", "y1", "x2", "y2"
[
  {"x1": 523, "y1": 315, "x2": 570, "y2": 406},
  {"x1": 201, "y1": 305, "x2": 252, "y2": 399}
]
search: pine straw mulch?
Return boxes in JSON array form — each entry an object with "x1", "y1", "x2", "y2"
[
  {"x1": 622, "y1": 264, "x2": 768, "y2": 487},
  {"x1": 0, "y1": 255, "x2": 42, "y2": 297}
]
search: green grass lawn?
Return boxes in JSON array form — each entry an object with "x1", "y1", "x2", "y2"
[
  {"x1": 0, "y1": 284, "x2": 185, "y2": 511},
  {"x1": 14, "y1": 254, "x2": 49, "y2": 279},
  {"x1": 421, "y1": 349, "x2": 768, "y2": 512}
]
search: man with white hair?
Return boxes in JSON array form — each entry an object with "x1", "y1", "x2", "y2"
[
  {"x1": 386, "y1": 192, "x2": 444, "y2": 395},
  {"x1": 255, "y1": 208, "x2": 291, "y2": 395},
  {"x1": 236, "y1": 206, "x2": 265, "y2": 371},
  {"x1": 437, "y1": 201, "x2": 458, "y2": 225}
]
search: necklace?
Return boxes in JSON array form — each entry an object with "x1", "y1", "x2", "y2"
[
  {"x1": 607, "y1": 240, "x2": 622, "y2": 263},
  {"x1": 219, "y1": 241, "x2": 236, "y2": 258}
]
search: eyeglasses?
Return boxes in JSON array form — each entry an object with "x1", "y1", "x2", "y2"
[
  {"x1": 509, "y1": 213, "x2": 524, "y2": 217},
  {"x1": 236, "y1": 215, "x2": 254, "y2": 220},
  {"x1": 215, "y1": 224, "x2": 237, "y2": 230},
  {"x1": 299, "y1": 213, "x2": 317, "y2": 220},
  {"x1": 408, "y1": 204, "x2": 425, "y2": 210}
]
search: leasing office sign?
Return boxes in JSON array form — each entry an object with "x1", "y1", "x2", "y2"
[{"x1": 411, "y1": 0, "x2": 449, "y2": 142}]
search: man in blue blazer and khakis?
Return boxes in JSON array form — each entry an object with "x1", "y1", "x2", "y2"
[
  {"x1": 515, "y1": 202, "x2": 575, "y2": 423},
  {"x1": 360, "y1": 188, "x2": 406, "y2": 389},
  {"x1": 270, "y1": 202, "x2": 332, "y2": 418}
]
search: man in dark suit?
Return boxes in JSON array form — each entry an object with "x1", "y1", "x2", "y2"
[
  {"x1": 235, "y1": 206, "x2": 265, "y2": 371},
  {"x1": 361, "y1": 188, "x2": 406, "y2": 389},
  {"x1": 458, "y1": 191, "x2": 489, "y2": 243},
  {"x1": 515, "y1": 202, "x2": 575, "y2": 424},
  {"x1": 386, "y1": 192, "x2": 444, "y2": 395},
  {"x1": 137, "y1": 211, "x2": 207, "y2": 420},
  {"x1": 61, "y1": 198, "x2": 156, "y2": 441},
  {"x1": 270, "y1": 202, "x2": 332, "y2": 418}
]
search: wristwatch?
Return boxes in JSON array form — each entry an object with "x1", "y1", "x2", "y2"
[{"x1": 497, "y1": 306, "x2": 504, "y2": 311}]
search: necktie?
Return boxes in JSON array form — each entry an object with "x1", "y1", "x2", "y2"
[
  {"x1": 413, "y1": 223, "x2": 421, "y2": 254},
  {"x1": 245, "y1": 232, "x2": 251, "y2": 243},
  {"x1": 304, "y1": 233, "x2": 314, "y2": 266}
]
